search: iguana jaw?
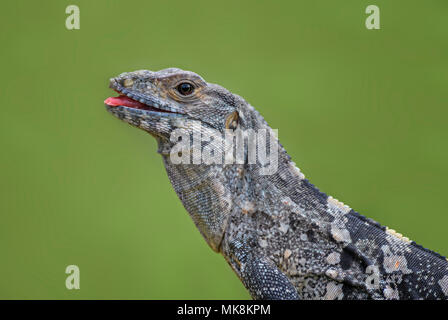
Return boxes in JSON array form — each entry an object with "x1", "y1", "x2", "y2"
[
  {"x1": 105, "y1": 82, "x2": 184, "y2": 117},
  {"x1": 105, "y1": 92, "x2": 171, "y2": 114},
  {"x1": 105, "y1": 76, "x2": 186, "y2": 139}
]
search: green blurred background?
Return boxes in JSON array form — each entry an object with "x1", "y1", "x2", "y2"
[{"x1": 0, "y1": 0, "x2": 447, "y2": 299}]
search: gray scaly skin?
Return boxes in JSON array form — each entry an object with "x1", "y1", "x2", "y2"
[{"x1": 105, "y1": 68, "x2": 448, "y2": 300}]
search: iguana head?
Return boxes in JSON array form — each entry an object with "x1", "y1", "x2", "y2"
[
  {"x1": 105, "y1": 68, "x2": 243, "y2": 139},
  {"x1": 105, "y1": 68, "x2": 280, "y2": 251}
]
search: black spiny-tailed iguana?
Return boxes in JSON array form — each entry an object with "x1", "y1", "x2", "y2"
[{"x1": 104, "y1": 68, "x2": 448, "y2": 300}]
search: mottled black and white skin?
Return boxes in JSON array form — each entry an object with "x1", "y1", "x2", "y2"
[{"x1": 105, "y1": 68, "x2": 448, "y2": 300}]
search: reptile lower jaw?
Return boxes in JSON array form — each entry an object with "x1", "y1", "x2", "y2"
[
  {"x1": 105, "y1": 95, "x2": 162, "y2": 113},
  {"x1": 104, "y1": 90, "x2": 177, "y2": 114}
]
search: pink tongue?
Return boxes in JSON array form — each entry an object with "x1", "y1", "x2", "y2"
[{"x1": 104, "y1": 96, "x2": 147, "y2": 109}]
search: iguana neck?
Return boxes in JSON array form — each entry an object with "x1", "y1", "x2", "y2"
[{"x1": 159, "y1": 146, "x2": 244, "y2": 252}]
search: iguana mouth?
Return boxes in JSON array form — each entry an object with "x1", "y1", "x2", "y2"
[
  {"x1": 105, "y1": 93, "x2": 162, "y2": 113},
  {"x1": 105, "y1": 85, "x2": 180, "y2": 115}
]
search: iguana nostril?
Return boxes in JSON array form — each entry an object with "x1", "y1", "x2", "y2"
[{"x1": 123, "y1": 78, "x2": 134, "y2": 87}]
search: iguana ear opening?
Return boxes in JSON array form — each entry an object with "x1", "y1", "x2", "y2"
[{"x1": 225, "y1": 111, "x2": 239, "y2": 130}]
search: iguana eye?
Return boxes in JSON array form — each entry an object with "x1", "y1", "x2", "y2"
[{"x1": 176, "y1": 82, "x2": 195, "y2": 96}]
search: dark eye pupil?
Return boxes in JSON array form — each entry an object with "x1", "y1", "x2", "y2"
[{"x1": 177, "y1": 83, "x2": 194, "y2": 95}]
